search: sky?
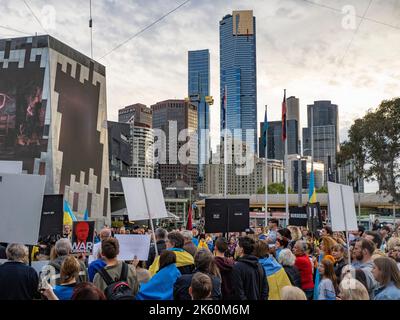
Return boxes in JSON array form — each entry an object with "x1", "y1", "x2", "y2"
[{"x1": 1, "y1": 0, "x2": 400, "y2": 192}]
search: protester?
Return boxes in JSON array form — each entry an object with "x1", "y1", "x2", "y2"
[
  {"x1": 350, "y1": 225, "x2": 365, "y2": 246},
  {"x1": 191, "y1": 227, "x2": 199, "y2": 247},
  {"x1": 93, "y1": 238, "x2": 139, "y2": 298},
  {"x1": 214, "y1": 237, "x2": 235, "y2": 300},
  {"x1": 321, "y1": 226, "x2": 333, "y2": 238},
  {"x1": 227, "y1": 235, "x2": 237, "y2": 258},
  {"x1": 317, "y1": 259, "x2": 338, "y2": 300},
  {"x1": 287, "y1": 226, "x2": 302, "y2": 249},
  {"x1": 0, "y1": 244, "x2": 39, "y2": 300},
  {"x1": 253, "y1": 240, "x2": 292, "y2": 300},
  {"x1": 88, "y1": 249, "x2": 106, "y2": 282},
  {"x1": 48, "y1": 239, "x2": 88, "y2": 285},
  {"x1": 147, "y1": 228, "x2": 168, "y2": 267},
  {"x1": 189, "y1": 272, "x2": 212, "y2": 300},
  {"x1": 53, "y1": 256, "x2": 80, "y2": 300},
  {"x1": 173, "y1": 249, "x2": 221, "y2": 300},
  {"x1": 278, "y1": 249, "x2": 302, "y2": 288},
  {"x1": 280, "y1": 286, "x2": 307, "y2": 300},
  {"x1": 149, "y1": 232, "x2": 194, "y2": 276},
  {"x1": 136, "y1": 251, "x2": 181, "y2": 300},
  {"x1": 266, "y1": 219, "x2": 279, "y2": 244},
  {"x1": 182, "y1": 230, "x2": 197, "y2": 257},
  {"x1": 352, "y1": 238, "x2": 378, "y2": 299},
  {"x1": 293, "y1": 240, "x2": 314, "y2": 299},
  {"x1": 71, "y1": 282, "x2": 106, "y2": 300},
  {"x1": 332, "y1": 244, "x2": 347, "y2": 283},
  {"x1": 379, "y1": 226, "x2": 391, "y2": 252},
  {"x1": 372, "y1": 257, "x2": 400, "y2": 300},
  {"x1": 231, "y1": 236, "x2": 268, "y2": 300},
  {"x1": 364, "y1": 231, "x2": 383, "y2": 254},
  {"x1": 89, "y1": 227, "x2": 111, "y2": 264},
  {"x1": 274, "y1": 237, "x2": 289, "y2": 260},
  {"x1": 338, "y1": 278, "x2": 369, "y2": 300}
]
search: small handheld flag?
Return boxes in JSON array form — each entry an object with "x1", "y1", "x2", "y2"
[
  {"x1": 64, "y1": 200, "x2": 77, "y2": 222},
  {"x1": 308, "y1": 170, "x2": 317, "y2": 204}
]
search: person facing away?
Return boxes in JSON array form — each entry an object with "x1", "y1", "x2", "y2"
[
  {"x1": 149, "y1": 232, "x2": 194, "y2": 276},
  {"x1": 136, "y1": 250, "x2": 181, "y2": 300},
  {"x1": 293, "y1": 240, "x2": 314, "y2": 299},
  {"x1": 146, "y1": 228, "x2": 168, "y2": 267},
  {"x1": 48, "y1": 239, "x2": 88, "y2": 285},
  {"x1": 372, "y1": 257, "x2": 400, "y2": 300},
  {"x1": 280, "y1": 286, "x2": 307, "y2": 300},
  {"x1": 53, "y1": 256, "x2": 81, "y2": 300},
  {"x1": 89, "y1": 227, "x2": 112, "y2": 264},
  {"x1": 278, "y1": 249, "x2": 302, "y2": 289},
  {"x1": 189, "y1": 272, "x2": 213, "y2": 300},
  {"x1": 253, "y1": 240, "x2": 292, "y2": 300},
  {"x1": 317, "y1": 259, "x2": 338, "y2": 300},
  {"x1": 352, "y1": 238, "x2": 378, "y2": 299},
  {"x1": 266, "y1": 219, "x2": 280, "y2": 244},
  {"x1": 0, "y1": 244, "x2": 39, "y2": 300},
  {"x1": 93, "y1": 238, "x2": 139, "y2": 296},
  {"x1": 213, "y1": 237, "x2": 235, "y2": 300},
  {"x1": 338, "y1": 278, "x2": 369, "y2": 300},
  {"x1": 231, "y1": 236, "x2": 268, "y2": 300},
  {"x1": 173, "y1": 249, "x2": 222, "y2": 300},
  {"x1": 181, "y1": 230, "x2": 198, "y2": 257}
]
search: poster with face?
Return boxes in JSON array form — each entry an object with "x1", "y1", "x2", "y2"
[{"x1": 71, "y1": 221, "x2": 95, "y2": 254}]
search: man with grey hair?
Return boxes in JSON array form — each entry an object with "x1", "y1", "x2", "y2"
[
  {"x1": 293, "y1": 240, "x2": 314, "y2": 299},
  {"x1": 146, "y1": 228, "x2": 168, "y2": 267},
  {"x1": 48, "y1": 238, "x2": 88, "y2": 285},
  {"x1": 182, "y1": 230, "x2": 197, "y2": 257},
  {"x1": 89, "y1": 227, "x2": 112, "y2": 264},
  {"x1": 0, "y1": 244, "x2": 39, "y2": 300}
]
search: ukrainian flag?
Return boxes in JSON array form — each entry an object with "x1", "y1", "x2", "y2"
[
  {"x1": 63, "y1": 200, "x2": 77, "y2": 225},
  {"x1": 308, "y1": 170, "x2": 317, "y2": 204}
]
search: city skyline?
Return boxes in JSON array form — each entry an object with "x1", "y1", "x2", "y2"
[{"x1": 2, "y1": 0, "x2": 399, "y2": 193}]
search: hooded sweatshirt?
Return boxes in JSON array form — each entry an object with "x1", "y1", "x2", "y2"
[
  {"x1": 231, "y1": 255, "x2": 269, "y2": 300},
  {"x1": 259, "y1": 256, "x2": 292, "y2": 300},
  {"x1": 215, "y1": 256, "x2": 235, "y2": 300}
]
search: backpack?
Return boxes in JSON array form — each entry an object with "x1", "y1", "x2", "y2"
[{"x1": 97, "y1": 262, "x2": 136, "y2": 300}]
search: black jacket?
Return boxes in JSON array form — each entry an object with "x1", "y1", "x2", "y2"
[
  {"x1": 283, "y1": 265, "x2": 302, "y2": 288},
  {"x1": 0, "y1": 261, "x2": 39, "y2": 300},
  {"x1": 147, "y1": 240, "x2": 167, "y2": 267},
  {"x1": 173, "y1": 270, "x2": 222, "y2": 300},
  {"x1": 231, "y1": 255, "x2": 268, "y2": 300},
  {"x1": 0, "y1": 245, "x2": 6, "y2": 259},
  {"x1": 334, "y1": 258, "x2": 347, "y2": 283}
]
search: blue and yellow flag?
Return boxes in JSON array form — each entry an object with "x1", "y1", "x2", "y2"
[
  {"x1": 64, "y1": 200, "x2": 77, "y2": 223},
  {"x1": 308, "y1": 170, "x2": 317, "y2": 204}
]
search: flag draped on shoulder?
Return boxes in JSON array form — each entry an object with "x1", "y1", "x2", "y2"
[
  {"x1": 281, "y1": 89, "x2": 287, "y2": 141},
  {"x1": 308, "y1": 170, "x2": 317, "y2": 204}
]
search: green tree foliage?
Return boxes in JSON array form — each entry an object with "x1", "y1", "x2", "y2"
[
  {"x1": 257, "y1": 183, "x2": 296, "y2": 194},
  {"x1": 337, "y1": 98, "x2": 400, "y2": 203}
]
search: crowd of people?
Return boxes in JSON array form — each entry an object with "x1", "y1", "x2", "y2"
[{"x1": 1, "y1": 218, "x2": 400, "y2": 301}]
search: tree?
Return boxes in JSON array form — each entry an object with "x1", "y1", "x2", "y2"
[
  {"x1": 257, "y1": 183, "x2": 296, "y2": 194},
  {"x1": 316, "y1": 186, "x2": 328, "y2": 193},
  {"x1": 338, "y1": 98, "x2": 400, "y2": 203}
]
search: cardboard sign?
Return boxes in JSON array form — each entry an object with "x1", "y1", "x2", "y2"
[
  {"x1": 288, "y1": 206, "x2": 308, "y2": 227},
  {"x1": 0, "y1": 173, "x2": 45, "y2": 245},
  {"x1": 115, "y1": 234, "x2": 151, "y2": 261},
  {"x1": 71, "y1": 221, "x2": 95, "y2": 254}
]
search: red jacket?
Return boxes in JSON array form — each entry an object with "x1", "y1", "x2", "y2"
[{"x1": 295, "y1": 254, "x2": 314, "y2": 290}]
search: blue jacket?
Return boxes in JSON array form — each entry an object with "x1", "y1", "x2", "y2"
[
  {"x1": 53, "y1": 284, "x2": 76, "y2": 300},
  {"x1": 136, "y1": 263, "x2": 181, "y2": 300},
  {"x1": 374, "y1": 282, "x2": 400, "y2": 300},
  {"x1": 88, "y1": 259, "x2": 107, "y2": 282}
]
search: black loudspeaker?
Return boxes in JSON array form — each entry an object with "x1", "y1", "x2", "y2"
[
  {"x1": 39, "y1": 195, "x2": 64, "y2": 242},
  {"x1": 205, "y1": 199, "x2": 249, "y2": 233}
]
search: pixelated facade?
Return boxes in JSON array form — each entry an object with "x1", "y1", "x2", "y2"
[{"x1": 0, "y1": 35, "x2": 110, "y2": 225}]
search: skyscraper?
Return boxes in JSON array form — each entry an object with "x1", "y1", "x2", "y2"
[
  {"x1": 286, "y1": 96, "x2": 300, "y2": 155},
  {"x1": 303, "y1": 100, "x2": 339, "y2": 183},
  {"x1": 118, "y1": 103, "x2": 152, "y2": 128},
  {"x1": 188, "y1": 49, "x2": 210, "y2": 180},
  {"x1": 220, "y1": 10, "x2": 257, "y2": 152}
]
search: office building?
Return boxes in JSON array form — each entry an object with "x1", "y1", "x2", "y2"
[
  {"x1": 129, "y1": 123, "x2": 154, "y2": 179},
  {"x1": 118, "y1": 103, "x2": 152, "y2": 128}
]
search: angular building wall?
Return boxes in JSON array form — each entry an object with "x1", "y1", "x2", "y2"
[{"x1": 0, "y1": 35, "x2": 110, "y2": 224}]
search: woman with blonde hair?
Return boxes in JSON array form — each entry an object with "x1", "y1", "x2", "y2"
[
  {"x1": 53, "y1": 256, "x2": 80, "y2": 300},
  {"x1": 281, "y1": 286, "x2": 307, "y2": 300},
  {"x1": 338, "y1": 278, "x2": 369, "y2": 300}
]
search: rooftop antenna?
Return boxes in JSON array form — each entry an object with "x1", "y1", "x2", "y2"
[{"x1": 89, "y1": 0, "x2": 93, "y2": 59}]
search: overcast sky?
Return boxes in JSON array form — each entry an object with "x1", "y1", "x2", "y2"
[{"x1": 1, "y1": 0, "x2": 400, "y2": 192}]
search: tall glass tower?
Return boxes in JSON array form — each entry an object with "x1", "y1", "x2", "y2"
[
  {"x1": 220, "y1": 10, "x2": 257, "y2": 152},
  {"x1": 188, "y1": 49, "x2": 210, "y2": 180}
]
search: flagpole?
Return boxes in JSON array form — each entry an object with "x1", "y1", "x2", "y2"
[
  {"x1": 284, "y1": 90, "x2": 289, "y2": 226},
  {"x1": 264, "y1": 105, "x2": 269, "y2": 228},
  {"x1": 223, "y1": 85, "x2": 228, "y2": 198}
]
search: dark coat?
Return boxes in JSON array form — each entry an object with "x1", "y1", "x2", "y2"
[
  {"x1": 214, "y1": 256, "x2": 235, "y2": 300},
  {"x1": 146, "y1": 240, "x2": 167, "y2": 268},
  {"x1": 0, "y1": 261, "x2": 39, "y2": 300},
  {"x1": 173, "y1": 270, "x2": 222, "y2": 300},
  {"x1": 0, "y1": 245, "x2": 6, "y2": 259},
  {"x1": 283, "y1": 265, "x2": 302, "y2": 288},
  {"x1": 334, "y1": 258, "x2": 347, "y2": 283},
  {"x1": 231, "y1": 255, "x2": 269, "y2": 300}
]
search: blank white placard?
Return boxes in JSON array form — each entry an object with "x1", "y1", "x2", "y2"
[
  {"x1": 121, "y1": 178, "x2": 168, "y2": 221},
  {"x1": 0, "y1": 161, "x2": 22, "y2": 174},
  {"x1": 115, "y1": 234, "x2": 151, "y2": 261},
  {"x1": 328, "y1": 182, "x2": 358, "y2": 232},
  {"x1": 0, "y1": 173, "x2": 46, "y2": 245}
]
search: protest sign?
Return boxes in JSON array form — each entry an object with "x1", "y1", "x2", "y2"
[
  {"x1": 115, "y1": 234, "x2": 151, "y2": 261},
  {"x1": 39, "y1": 195, "x2": 64, "y2": 241},
  {"x1": 288, "y1": 206, "x2": 308, "y2": 227},
  {"x1": 71, "y1": 221, "x2": 95, "y2": 254},
  {"x1": 0, "y1": 160, "x2": 22, "y2": 174}
]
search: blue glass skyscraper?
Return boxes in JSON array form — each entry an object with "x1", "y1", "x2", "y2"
[
  {"x1": 220, "y1": 10, "x2": 257, "y2": 152},
  {"x1": 188, "y1": 49, "x2": 210, "y2": 179}
]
